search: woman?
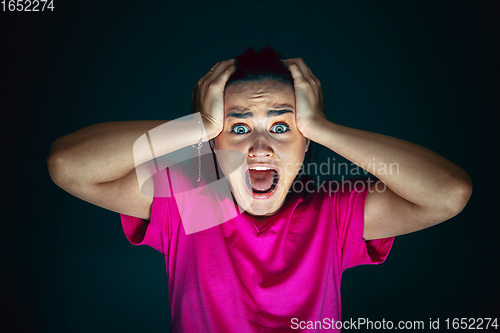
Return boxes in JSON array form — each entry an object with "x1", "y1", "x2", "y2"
[{"x1": 48, "y1": 46, "x2": 472, "y2": 332}]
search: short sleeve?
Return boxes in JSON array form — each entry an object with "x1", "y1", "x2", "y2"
[
  {"x1": 333, "y1": 177, "x2": 395, "y2": 271},
  {"x1": 120, "y1": 164, "x2": 183, "y2": 256}
]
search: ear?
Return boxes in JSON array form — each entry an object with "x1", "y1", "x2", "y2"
[{"x1": 305, "y1": 138, "x2": 310, "y2": 152}]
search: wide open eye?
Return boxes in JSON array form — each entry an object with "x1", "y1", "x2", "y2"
[
  {"x1": 231, "y1": 124, "x2": 250, "y2": 135},
  {"x1": 271, "y1": 122, "x2": 290, "y2": 134}
]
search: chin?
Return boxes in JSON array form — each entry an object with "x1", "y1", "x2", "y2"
[
  {"x1": 245, "y1": 197, "x2": 282, "y2": 216},
  {"x1": 233, "y1": 178, "x2": 289, "y2": 217}
]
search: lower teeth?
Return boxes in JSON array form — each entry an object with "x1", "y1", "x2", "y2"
[{"x1": 253, "y1": 188, "x2": 272, "y2": 193}]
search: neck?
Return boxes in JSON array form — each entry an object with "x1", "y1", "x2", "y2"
[
  {"x1": 248, "y1": 214, "x2": 272, "y2": 223},
  {"x1": 240, "y1": 195, "x2": 290, "y2": 222}
]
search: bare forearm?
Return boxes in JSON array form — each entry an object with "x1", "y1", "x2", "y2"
[
  {"x1": 48, "y1": 120, "x2": 165, "y2": 184},
  {"x1": 48, "y1": 116, "x2": 217, "y2": 185},
  {"x1": 305, "y1": 120, "x2": 472, "y2": 210}
]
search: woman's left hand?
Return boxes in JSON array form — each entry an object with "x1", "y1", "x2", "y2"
[{"x1": 281, "y1": 58, "x2": 327, "y2": 137}]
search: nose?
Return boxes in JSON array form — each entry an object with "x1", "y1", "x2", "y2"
[{"x1": 248, "y1": 135, "x2": 274, "y2": 159}]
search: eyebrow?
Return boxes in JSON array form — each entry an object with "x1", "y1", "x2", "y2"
[{"x1": 226, "y1": 104, "x2": 294, "y2": 119}]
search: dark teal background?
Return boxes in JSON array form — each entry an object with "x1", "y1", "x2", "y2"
[{"x1": 1, "y1": 0, "x2": 499, "y2": 332}]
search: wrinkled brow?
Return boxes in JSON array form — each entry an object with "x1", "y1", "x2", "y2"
[{"x1": 226, "y1": 105, "x2": 294, "y2": 119}]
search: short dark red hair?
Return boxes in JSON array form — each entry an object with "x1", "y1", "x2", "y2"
[{"x1": 226, "y1": 44, "x2": 294, "y2": 90}]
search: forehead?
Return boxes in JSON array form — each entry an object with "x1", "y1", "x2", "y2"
[{"x1": 224, "y1": 80, "x2": 294, "y2": 109}]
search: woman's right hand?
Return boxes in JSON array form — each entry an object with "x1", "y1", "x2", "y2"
[{"x1": 191, "y1": 59, "x2": 237, "y2": 139}]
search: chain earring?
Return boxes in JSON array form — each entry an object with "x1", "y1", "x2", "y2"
[{"x1": 191, "y1": 117, "x2": 204, "y2": 182}]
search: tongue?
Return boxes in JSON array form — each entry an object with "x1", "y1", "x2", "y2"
[{"x1": 248, "y1": 170, "x2": 276, "y2": 192}]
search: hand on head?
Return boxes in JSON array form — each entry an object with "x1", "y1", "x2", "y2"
[
  {"x1": 191, "y1": 59, "x2": 237, "y2": 138},
  {"x1": 279, "y1": 58, "x2": 326, "y2": 137}
]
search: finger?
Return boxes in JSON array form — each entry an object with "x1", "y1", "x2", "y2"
[
  {"x1": 282, "y1": 59, "x2": 308, "y2": 84},
  {"x1": 196, "y1": 62, "x2": 222, "y2": 90},
  {"x1": 282, "y1": 58, "x2": 315, "y2": 83},
  {"x1": 290, "y1": 58, "x2": 314, "y2": 81},
  {"x1": 306, "y1": 64, "x2": 319, "y2": 83},
  {"x1": 194, "y1": 61, "x2": 222, "y2": 92},
  {"x1": 209, "y1": 63, "x2": 237, "y2": 88},
  {"x1": 201, "y1": 62, "x2": 221, "y2": 80},
  {"x1": 205, "y1": 59, "x2": 236, "y2": 86},
  {"x1": 206, "y1": 62, "x2": 220, "y2": 74},
  {"x1": 286, "y1": 58, "x2": 321, "y2": 86},
  {"x1": 287, "y1": 62, "x2": 309, "y2": 85},
  {"x1": 280, "y1": 58, "x2": 293, "y2": 71},
  {"x1": 305, "y1": 66, "x2": 320, "y2": 85}
]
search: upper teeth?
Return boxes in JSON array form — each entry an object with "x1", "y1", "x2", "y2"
[{"x1": 249, "y1": 167, "x2": 273, "y2": 170}]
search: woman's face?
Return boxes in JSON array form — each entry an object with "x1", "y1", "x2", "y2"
[{"x1": 213, "y1": 79, "x2": 309, "y2": 218}]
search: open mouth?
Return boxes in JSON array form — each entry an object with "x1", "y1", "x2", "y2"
[{"x1": 245, "y1": 166, "x2": 279, "y2": 197}]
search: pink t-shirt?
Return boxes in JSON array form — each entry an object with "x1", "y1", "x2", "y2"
[{"x1": 120, "y1": 160, "x2": 394, "y2": 332}]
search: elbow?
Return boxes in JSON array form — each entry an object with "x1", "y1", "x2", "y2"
[
  {"x1": 444, "y1": 172, "x2": 473, "y2": 218},
  {"x1": 47, "y1": 149, "x2": 65, "y2": 186},
  {"x1": 47, "y1": 140, "x2": 71, "y2": 187}
]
